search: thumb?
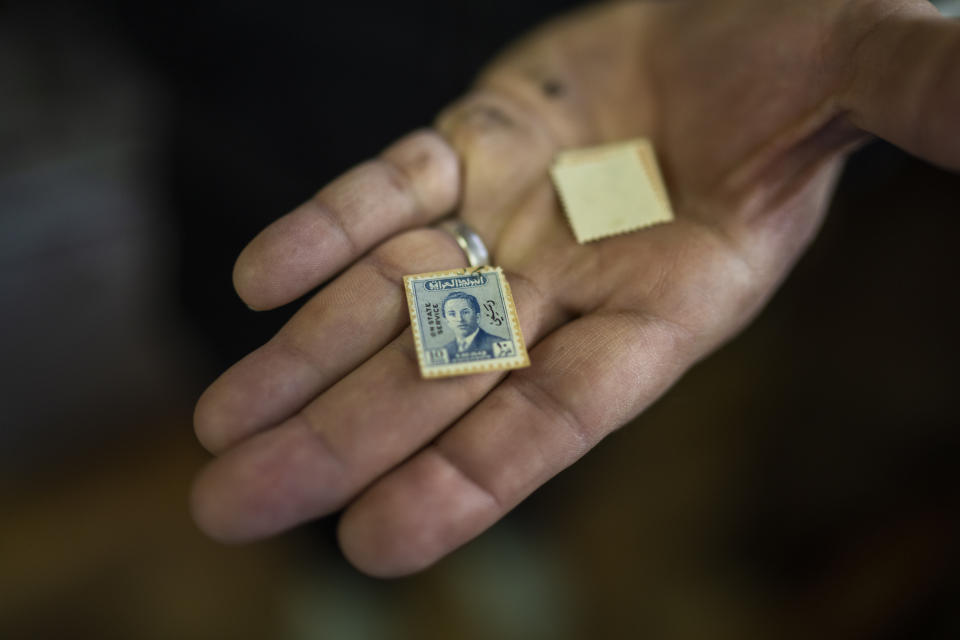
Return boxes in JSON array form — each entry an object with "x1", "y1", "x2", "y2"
[{"x1": 841, "y1": 1, "x2": 960, "y2": 170}]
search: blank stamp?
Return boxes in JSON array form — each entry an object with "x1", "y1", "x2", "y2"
[{"x1": 551, "y1": 138, "x2": 674, "y2": 244}]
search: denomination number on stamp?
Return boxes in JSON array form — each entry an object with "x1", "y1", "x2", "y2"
[{"x1": 403, "y1": 266, "x2": 529, "y2": 378}]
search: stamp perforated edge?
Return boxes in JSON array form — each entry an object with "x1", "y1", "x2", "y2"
[
  {"x1": 403, "y1": 266, "x2": 530, "y2": 379},
  {"x1": 551, "y1": 138, "x2": 674, "y2": 244}
]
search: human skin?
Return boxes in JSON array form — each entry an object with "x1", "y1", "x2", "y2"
[{"x1": 190, "y1": 0, "x2": 960, "y2": 576}]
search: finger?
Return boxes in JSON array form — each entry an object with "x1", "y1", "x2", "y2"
[
  {"x1": 233, "y1": 129, "x2": 460, "y2": 310},
  {"x1": 194, "y1": 227, "x2": 469, "y2": 453},
  {"x1": 190, "y1": 275, "x2": 565, "y2": 543},
  {"x1": 840, "y1": 2, "x2": 960, "y2": 170},
  {"x1": 436, "y1": 89, "x2": 562, "y2": 241},
  {"x1": 336, "y1": 309, "x2": 700, "y2": 577}
]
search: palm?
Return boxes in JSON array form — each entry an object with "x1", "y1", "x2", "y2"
[
  {"x1": 455, "y1": 0, "x2": 861, "y2": 370},
  {"x1": 191, "y1": 0, "x2": 959, "y2": 576}
]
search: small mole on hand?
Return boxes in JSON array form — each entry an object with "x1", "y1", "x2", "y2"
[
  {"x1": 542, "y1": 78, "x2": 566, "y2": 98},
  {"x1": 483, "y1": 106, "x2": 513, "y2": 127}
]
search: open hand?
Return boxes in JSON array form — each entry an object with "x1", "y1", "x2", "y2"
[{"x1": 191, "y1": 0, "x2": 960, "y2": 576}]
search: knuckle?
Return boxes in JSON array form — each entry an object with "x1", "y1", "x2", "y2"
[
  {"x1": 372, "y1": 228, "x2": 470, "y2": 277},
  {"x1": 510, "y1": 372, "x2": 594, "y2": 451},
  {"x1": 362, "y1": 248, "x2": 407, "y2": 290},
  {"x1": 380, "y1": 129, "x2": 460, "y2": 218},
  {"x1": 437, "y1": 93, "x2": 523, "y2": 149},
  {"x1": 306, "y1": 190, "x2": 362, "y2": 256}
]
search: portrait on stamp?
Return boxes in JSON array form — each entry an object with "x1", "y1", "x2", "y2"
[
  {"x1": 440, "y1": 291, "x2": 508, "y2": 362},
  {"x1": 404, "y1": 267, "x2": 529, "y2": 378}
]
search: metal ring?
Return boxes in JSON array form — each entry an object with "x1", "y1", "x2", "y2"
[{"x1": 434, "y1": 218, "x2": 490, "y2": 267}]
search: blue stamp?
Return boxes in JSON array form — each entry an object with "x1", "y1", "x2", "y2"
[{"x1": 404, "y1": 266, "x2": 529, "y2": 378}]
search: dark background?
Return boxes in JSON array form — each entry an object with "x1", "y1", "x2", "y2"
[{"x1": 2, "y1": 1, "x2": 958, "y2": 638}]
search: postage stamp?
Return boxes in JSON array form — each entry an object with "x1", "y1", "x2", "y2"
[
  {"x1": 550, "y1": 138, "x2": 674, "y2": 244},
  {"x1": 403, "y1": 266, "x2": 529, "y2": 378}
]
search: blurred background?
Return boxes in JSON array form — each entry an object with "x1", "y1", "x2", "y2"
[{"x1": 2, "y1": 1, "x2": 959, "y2": 638}]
